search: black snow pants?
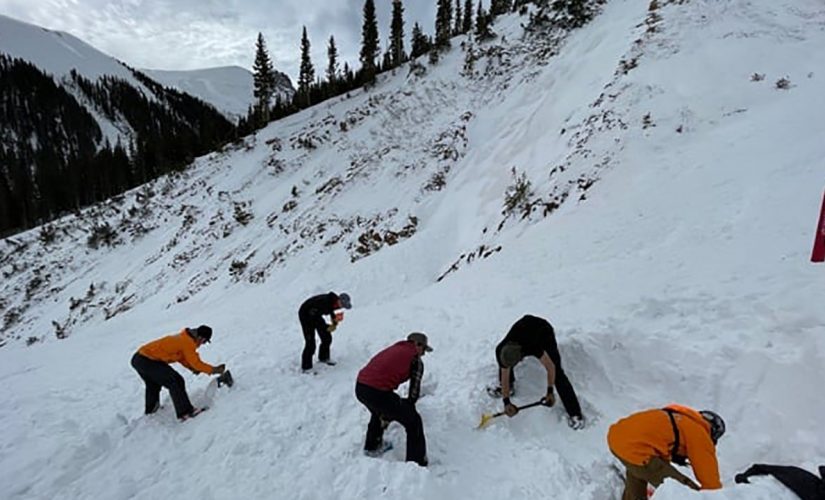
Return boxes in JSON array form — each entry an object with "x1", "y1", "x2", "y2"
[
  {"x1": 506, "y1": 349, "x2": 583, "y2": 419},
  {"x1": 355, "y1": 382, "x2": 427, "y2": 466},
  {"x1": 299, "y1": 310, "x2": 332, "y2": 370},
  {"x1": 131, "y1": 352, "x2": 194, "y2": 418}
]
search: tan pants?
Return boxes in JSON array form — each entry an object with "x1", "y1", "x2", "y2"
[{"x1": 615, "y1": 455, "x2": 701, "y2": 500}]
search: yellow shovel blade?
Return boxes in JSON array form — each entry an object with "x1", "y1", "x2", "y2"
[{"x1": 477, "y1": 412, "x2": 495, "y2": 429}]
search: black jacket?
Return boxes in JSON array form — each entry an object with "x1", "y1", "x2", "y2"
[
  {"x1": 495, "y1": 315, "x2": 560, "y2": 367},
  {"x1": 299, "y1": 292, "x2": 339, "y2": 319},
  {"x1": 736, "y1": 464, "x2": 825, "y2": 500}
]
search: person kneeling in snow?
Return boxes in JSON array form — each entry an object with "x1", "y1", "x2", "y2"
[
  {"x1": 493, "y1": 314, "x2": 585, "y2": 429},
  {"x1": 130, "y1": 325, "x2": 226, "y2": 420},
  {"x1": 355, "y1": 332, "x2": 432, "y2": 467},
  {"x1": 607, "y1": 404, "x2": 726, "y2": 500}
]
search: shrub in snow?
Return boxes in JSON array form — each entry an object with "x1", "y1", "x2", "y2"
[
  {"x1": 503, "y1": 167, "x2": 534, "y2": 217},
  {"x1": 38, "y1": 225, "x2": 57, "y2": 245},
  {"x1": 750, "y1": 72, "x2": 765, "y2": 82},
  {"x1": 424, "y1": 171, "x2": 448, "y2": 191},
  {"x1": 3, "y1": 307, "x2": 21, "y2": 330},
  {"x1": 408, "y1": 59, "x2": 427, "y2": 78},
  {"x1": 229, "y1": 260, "x2": 247, "y2": 280},
  {"x1": 26, "y1": 336, "x2": 40, "y2": 346},
  {"x1": 86, "y1": 223, "x2": 120, "y2": 249},
  {"x1": 52, "y1": 320, "x2": 67, "y2": 339},
  {"x1": 775, "y1": 77, "x2": 791, "y2": 89},
  {"x1": 233, "y1": 202, "x2": 254, "y2": 226}
]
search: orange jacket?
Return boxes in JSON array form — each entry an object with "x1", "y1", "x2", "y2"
[
  {"x1": 607, "y1": 404, "x2": 721, "y2": 490},
  {"x1": 137, "y1": 329, "x2": 215, "y2": 374}
]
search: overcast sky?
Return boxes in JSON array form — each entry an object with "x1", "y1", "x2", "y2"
[{"x1": 0, "y1": 0, "x2": 448, "y2": 82}]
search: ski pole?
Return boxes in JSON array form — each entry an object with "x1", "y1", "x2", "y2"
[{"x1": 477, "y1": 400, "x2": 544, "y2": 429}]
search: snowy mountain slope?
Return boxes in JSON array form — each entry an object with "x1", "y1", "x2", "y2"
[
  {"x1": 0, "y1": 14, "x2": 153, "y2": 146},
  {"x1": 1, "y1": 0, "x2": 824, "y2": 499},
  {"x1": 0, "y1": 14, "x2": 148, "y2": 86},
  {"x1": 0, "y1": 14, "x2": 237, "y2": 147},
  {"x1": 144, "y1": 65, "x2": 294, "y2": 121}
]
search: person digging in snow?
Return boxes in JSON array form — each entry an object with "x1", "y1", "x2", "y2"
[
  {"x1": 299, "y1": 291, "x2": 351, "y2": 372},
  {"x1": 131, "y1": 325, "x2": 226, "y2": 420},
  {"x1": 492, "y1": 314, "x2": 585, "y2": 429},
  {"x1": 607, "y1": 404, "x2": 726, "y2": 500},
  {"x1": 355, "y1": 332, "x2": 431, "y2": 467}
]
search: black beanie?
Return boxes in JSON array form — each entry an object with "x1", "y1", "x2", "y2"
[{"x1": 195, "y1": 325, "x2": 212, "y2": 343}]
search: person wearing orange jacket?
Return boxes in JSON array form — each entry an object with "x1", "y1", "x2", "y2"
[
  {"x1": 607, "y1": 404, "x2": 726, "y2": 500},
  {"x1": 131, "y1": 325, "x2": 226, "y2": 420}
]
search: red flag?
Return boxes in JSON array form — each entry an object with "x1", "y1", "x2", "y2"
[{"x1": 813, "y1": 190, "x2": 825, "y2": 262}]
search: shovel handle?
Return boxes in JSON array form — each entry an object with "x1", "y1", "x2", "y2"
[{"x1": 478, "y1": 399, "x2": 545, "y2": 428}]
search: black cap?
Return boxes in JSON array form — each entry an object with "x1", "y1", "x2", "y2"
[
  {"x1": 338, "y1": 293, "x2": 352, "y2": 309},
  {"x1": 407, "y1": 332, "x2": 433, "y2": 352},
  {"x1": 195, "y1": 325, "x2": 212, "y2": 343}
]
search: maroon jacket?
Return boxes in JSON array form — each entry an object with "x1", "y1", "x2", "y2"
[{"x1": 357, "y1": 340, "x2": 423, "y2": 401}]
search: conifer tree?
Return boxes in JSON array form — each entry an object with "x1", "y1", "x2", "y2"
[
  {"x1": 359, "y1": 0, "x2": 380, "y2": 85},
  {"x1": 252, "y1": 33, "x2": 275, "y2": 123},
  {"x1": 475, "y1": 2, "x2": 496, "y2": 41},
  {"x1": 463, "y1": 0, "x2": 474, "y2": 32},
  {"x1": 326, "y1": 35, "x2": 339, "y2": 88},
  {"x1": 410, "y1": 22, "x2": 431, "y2": 59},
  {"x1": 390, "y1": 0, "x2": 406, "y2": 67},
  {"x1": 435, "y1": 0, "x2": 453, "y2": 49},
  {"x1": 454, "y1": 0, "x2": 463, "y2": 35},
  {"x1": 298, "y1": 26, "x2": 315, "y2": 107},
  {"x1": 491, "y1": 0, "x2": 513, "y2": 16}
]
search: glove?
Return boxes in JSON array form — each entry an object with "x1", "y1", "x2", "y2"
[
  {"x1": 212, "y1": 363, "x2": 226, "y2": 375},
  {"x1": 503, "y1": 398, "x2": 519, "y2": 417},
  {"x1": 327, "y1": 322, "x2": 338, "y2": 333},
  {"x1": 541, "y1": 386, "x2": 555, "y2": 407}
]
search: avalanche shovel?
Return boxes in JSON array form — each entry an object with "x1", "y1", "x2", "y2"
[{"x1": 477, "y1": 400, "x2": 544, "y2": 429}]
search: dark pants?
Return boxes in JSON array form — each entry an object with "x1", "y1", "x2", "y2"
[
  {"x1": 613, "y1": 454, "x2": 700, "y2": 500},
  {"x1": 506, "y1": 351, "x2": 583, "y2": 418},
  {"x1": 355, "y1": 382, "x2": 427, "y2": 466},
  {"x1": 131, "y1": 352, "x2": 194, "y2": 418},
  {"x1": 299, "y1": 311, "x2": 332, "y2": 370}
]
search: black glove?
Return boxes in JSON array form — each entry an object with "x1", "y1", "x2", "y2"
[{"x1": 217, "y1": 370, "x2": 234, "y2": 388}]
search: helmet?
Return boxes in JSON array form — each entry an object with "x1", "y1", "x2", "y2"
[
  {"x1": 499, "y1": 343, "x2": 523, "y2": 368},
  {"x1": 700, "y1": 410, "x2": 725, "y2": 444},
  {"x1": 338, "y1": 293, "x2": 352, "y2": 309},
  {"x1": 195, "y1": 325, "x2": 212, "y2": 343}
]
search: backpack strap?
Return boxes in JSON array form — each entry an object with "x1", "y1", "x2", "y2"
[{"x1": 663, "y1": 408, "x2": 688, "y2": 466}]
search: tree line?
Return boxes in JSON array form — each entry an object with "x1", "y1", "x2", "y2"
[
  {"x1": 240, "y1": 0, "x2": 590, "y2": 133},
  {"x1": 1, "y1": 0, "x2": 592, "y2": 236},
  {"x1": 0, "y1": 55, "x2": 234, "y2": 235}
]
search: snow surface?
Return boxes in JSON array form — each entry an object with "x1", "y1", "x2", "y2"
[{"x1": 1, "y1": 0, "x2": 824, "y2": 499}]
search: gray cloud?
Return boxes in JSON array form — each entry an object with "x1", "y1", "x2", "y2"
[{"x1": 0, "y1": 0, "x2": 445, "y2": 81}]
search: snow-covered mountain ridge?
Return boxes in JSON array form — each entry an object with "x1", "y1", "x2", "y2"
[
  {"x1": 143, "y1": 65, "x2": 294, "y2": 120},
  {"x1": 1, "y1": 1, "x2": 823, "y2": 499}
]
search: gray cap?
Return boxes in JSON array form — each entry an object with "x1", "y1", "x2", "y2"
[
  {"x1": 499, "y1": 343, "x2": 523, "y2": 368},
  {"x1": 407, "y1": 332, "x2": 433, "y2": 352}
]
